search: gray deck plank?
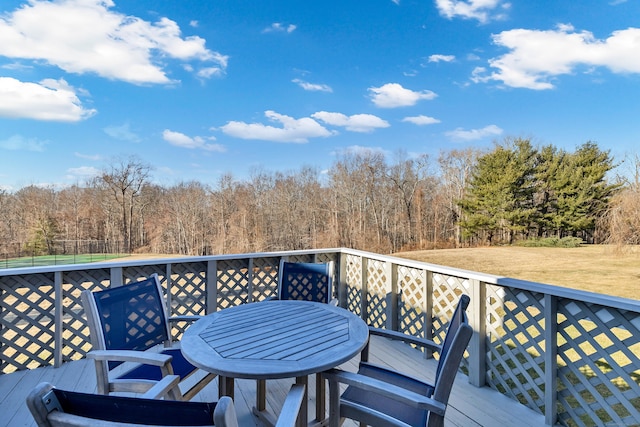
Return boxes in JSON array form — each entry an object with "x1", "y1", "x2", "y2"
[{"x1": 0, "y1": 334, "x2": 553, "y2": 427}]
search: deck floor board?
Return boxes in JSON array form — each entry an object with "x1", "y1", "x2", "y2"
[{"x1": 1, "y1": 335, "x2": 554, "y2": 427}]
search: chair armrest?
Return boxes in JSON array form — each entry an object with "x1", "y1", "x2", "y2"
[
  {"x1": 169, "y1": 315, "x2": 202, "y2": 324},
  {"x1": 322, "y1": 368, "x2": 446, "y2": 416},
  {"x1": 275, "y1": 384, "x2": 306, "y2": 427},
  {"x1": 329, "y1": 298, "x2": 339, "y2": 306},
  {"x1": 140, "y1": 375, "x2": 182, "y2": 400},
  {"x1": 368, "y1": 327, "x2": 442, "y2": 353},
  {"x1": 87, "y1": 349, "x2": 173, "y2": 367}
]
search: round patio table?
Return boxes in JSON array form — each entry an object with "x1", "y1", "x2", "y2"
[{"x1": 181, "y1": 300, "x2": 369, "y2": 426}]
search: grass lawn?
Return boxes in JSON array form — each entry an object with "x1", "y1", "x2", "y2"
[{"x1": 393, "y1": 244, "x2": 640, "y2": 300}]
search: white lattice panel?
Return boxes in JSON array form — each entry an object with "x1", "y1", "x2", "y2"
[
  {"x1": 345, "y1": 254, "x2": 362, "y2": 316},
  {"x1": 0, "y1": 273, "x2": 56, "y2": 372},
  {"x1": 216, "y1": 259, "x2": 250, "y2": 309},
  {"x1": 61, "y1": 269, "x2": 110, "y2": 362},
  {"x1": 365, "y1": 259, "x2": 389, "y2": 328},
  {"x1": 485, "y1": 286, "x2": 546, "y2": 415},
  {"x1": 251, "y1": 257, "x2": 279, "y2": 301},
  {"x1": 556, "y1": 300, "x2": 640, "y2": 426},
  {"x1": 398, "y1": 265, "x2": 427, "y2": 337}
]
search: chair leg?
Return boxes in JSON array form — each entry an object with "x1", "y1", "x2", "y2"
[
  {"x1": 295, "y1": 376, "x2": 308, "y2": 427},
  {"x1": 328, "y1": 378, "x2": 339, "y2": 427}
]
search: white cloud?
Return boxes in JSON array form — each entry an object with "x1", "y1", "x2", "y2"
[
  {"x1": 402, "y1": 115, "x2": 441, "y2": 125},
  {"x1": 66, "y1": 166, "x2": 100, "y2": 180},
  {"x1": 1, "y1": 61, "x2": 32, "y2": 71},
  {"x1": 369, "y1": 83, "x2": 437, "y2": 108},
  {"x1": 0, "y1": 0, "x2": 227, "y2": 84},
  {"x1": 220, "y1": 111, "x2": 334, "y2": 143},
  {"x1": 312, "y1": 112, "x2": 390, "y2": 133},
  {"x1": 263, "y1": 23, "x2": 297, "y2": 34},
  {"x1": 435, "y1": 0, "x2": 510, "y2": 23},
  {"x1": 292, "y1": 79, "x2": 333, "y2": 92},
  {"x1": 484, "y1": 25, "x2": 640, "y2": 89},
  {"x1": 103, "y1": 123, "x2": 141, "y2": 142},
  {"x1": 0, "y1": 77, "x2": 96, "y2": 121},
  {"x1": 429, "y1": 54, "x2": 455, "y2": 63},
  {"x1": 333, "y1": 145, "x2": 390, "y2": 158},
  {"x1": 445, "y1": 124, "x2": 503, "y2": 141},
  {"x1": 163, "y1": 129, "x2": 226, "y2": 152},
  {"x1": 0, "y1": 134, "x2": 48, "y2": 151},
  {"x1": 74, "y1": 152, "x2": 102, "y2": 161},
  {"x1": 197, "y1": 66, "x2": 225, "y2": 79}
]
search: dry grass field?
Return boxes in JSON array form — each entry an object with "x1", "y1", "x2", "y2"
[
  {"x1": 116, "y1": 246, "x2": 640, "y2": 300},
  {"x1": 393, "y1": 244, "x2": 640, "y2": 300}
]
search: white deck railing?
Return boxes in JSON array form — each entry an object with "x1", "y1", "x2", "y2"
[{"x1": 1, "y1": 248, "x2": 638, "y2": 427}]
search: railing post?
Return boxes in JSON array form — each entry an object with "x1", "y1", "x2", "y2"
[
  {"x1": 424, "y1": 270, "x2": 434, "y2": 359},
  {"x1": 54, "y1": 271, "x2": 63, "y2": 368},
  {"x1": 468, "y1": 279, "x2": 486, "y2": 387},
  {"x1": 337, "y1": 252, "x2": 348, "y2": 308},
  {"x1": 110, "y1": 267, "x2": 123, "y2": 287},
  {"x1": 360, "y1": 256, "x2": 369, "y2": 323},
  {"x1": 544, "y1": 294, "x2": 558, "y2": 425},
  {"x1": 248, "y1": 258, "x2": 255, "y2": 303},
  {"x1": 387, "y1": 262, "x2": 398, "y2": 331},
  {"x1": 207, "y1": 260, "x2": 218, "y2": 313},
  {"x1": 165, "y1": 264, "x2": 173, "y2": 316}
]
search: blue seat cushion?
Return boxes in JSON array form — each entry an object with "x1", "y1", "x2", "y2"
[
  {"x1": 52, "y1": 388, "x2": 216, "y2": 426},
  {"x1": 117, "y1": 348, "x2": 198, "y2": 381},
  {"x1": 341, "y1": 362, "x2": 434, "y2": 427}
]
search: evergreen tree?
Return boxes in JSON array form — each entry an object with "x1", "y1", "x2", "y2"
[
  {"x1": 459, "y1": 138, "x2": 537, "y2": 244},
  {"x1": 535, "y1": 145, "x2": 569, "y2": 237},
  {"x1": 556, "y1": 142, "x2": 620, "y2": 240}
]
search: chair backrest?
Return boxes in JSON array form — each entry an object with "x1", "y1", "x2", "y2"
[
  {"x1": 434, "y1": 293, "x2": 470, "y2": 382},
  {"x1": 277, "y1": 259, "x2": 334, "y2": 303},
  {"x1": 81, "y1": 274, "x2": 171, "y2": 369},
  {"x1": 28, "y1": 382, "x2": 304, "y2": 427},
  {"x1": 26, "y1": 382, "x2": 217, "y2": 427},
  {"x1": 428, "y1": 296, "x2": 472, "y2": 427}
]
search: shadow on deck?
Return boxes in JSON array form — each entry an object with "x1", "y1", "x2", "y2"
[{"x1": 1, "y1": 335, "x2": 552, "y2": 427}]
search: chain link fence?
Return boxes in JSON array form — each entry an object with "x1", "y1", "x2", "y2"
[{"x1": 0, "y1": 240, "x2": 129, "y2": 269}]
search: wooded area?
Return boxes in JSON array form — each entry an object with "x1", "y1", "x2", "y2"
[{"x1": 1, "y1": 138, "x2": 639, "y2": 258}]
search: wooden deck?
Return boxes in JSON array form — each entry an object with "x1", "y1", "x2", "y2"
[{"x1": 1, "y1": 335, "x2": 553, "y2": 427}]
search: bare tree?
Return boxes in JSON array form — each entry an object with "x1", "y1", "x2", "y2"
[
  {"x1": 329, "y1": 149, "x2": 389, "y2": 251},
  {"x1": 97, "y1": 156, "x2": 152, "y2": 252},
  {"x1": 386, "y1": 152, "x2": 431, "y2": 250},
  {"x1": 13, "y1": 186, "x2": 60, "y2": 254},
  {"x1": 438, "y1": 148, "x2": 482, "y2": 247},
  {"x1": 601, "y1": 153, "x2": 640, "y2": 248}
]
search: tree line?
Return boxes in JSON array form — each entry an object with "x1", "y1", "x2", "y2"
[{"x1": 1, "y1": 138, "x2": 638, "y2": 258}]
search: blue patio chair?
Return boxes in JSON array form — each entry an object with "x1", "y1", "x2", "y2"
[
  {"x1": 275, "y1": 259, "x2": 337, "y2": 305},
  {"x1": 81, "y1": 274, "x2": 215, "y2": 400},
  {"x1": 27, "y1": 381, "x2": 306, "y2": 427},
  {"x1": 259, "y1": 259, "x2": 337, "y2": 421},
  {"x1": 323, "y1": 294, "x2": 472, "y2": 427}
]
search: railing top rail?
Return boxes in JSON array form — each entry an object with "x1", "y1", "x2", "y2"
[
  {"x1": 2, "y1": 246, "x2": 638, "y2": 313},
  {"x1": 0, "y1": 248, "x2": 343, "y2": 276},
  {"x1": 339, "y1": 248, "x2": 640, "y2": 313}
]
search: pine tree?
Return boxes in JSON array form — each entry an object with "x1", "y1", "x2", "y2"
[{"x1": 459, "y1": 138, "x2": 537, "y2": 244}]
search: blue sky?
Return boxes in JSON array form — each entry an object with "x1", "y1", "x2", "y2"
[{"x1": 1, "y1": 0, "x2": 639, "y2": 191}]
